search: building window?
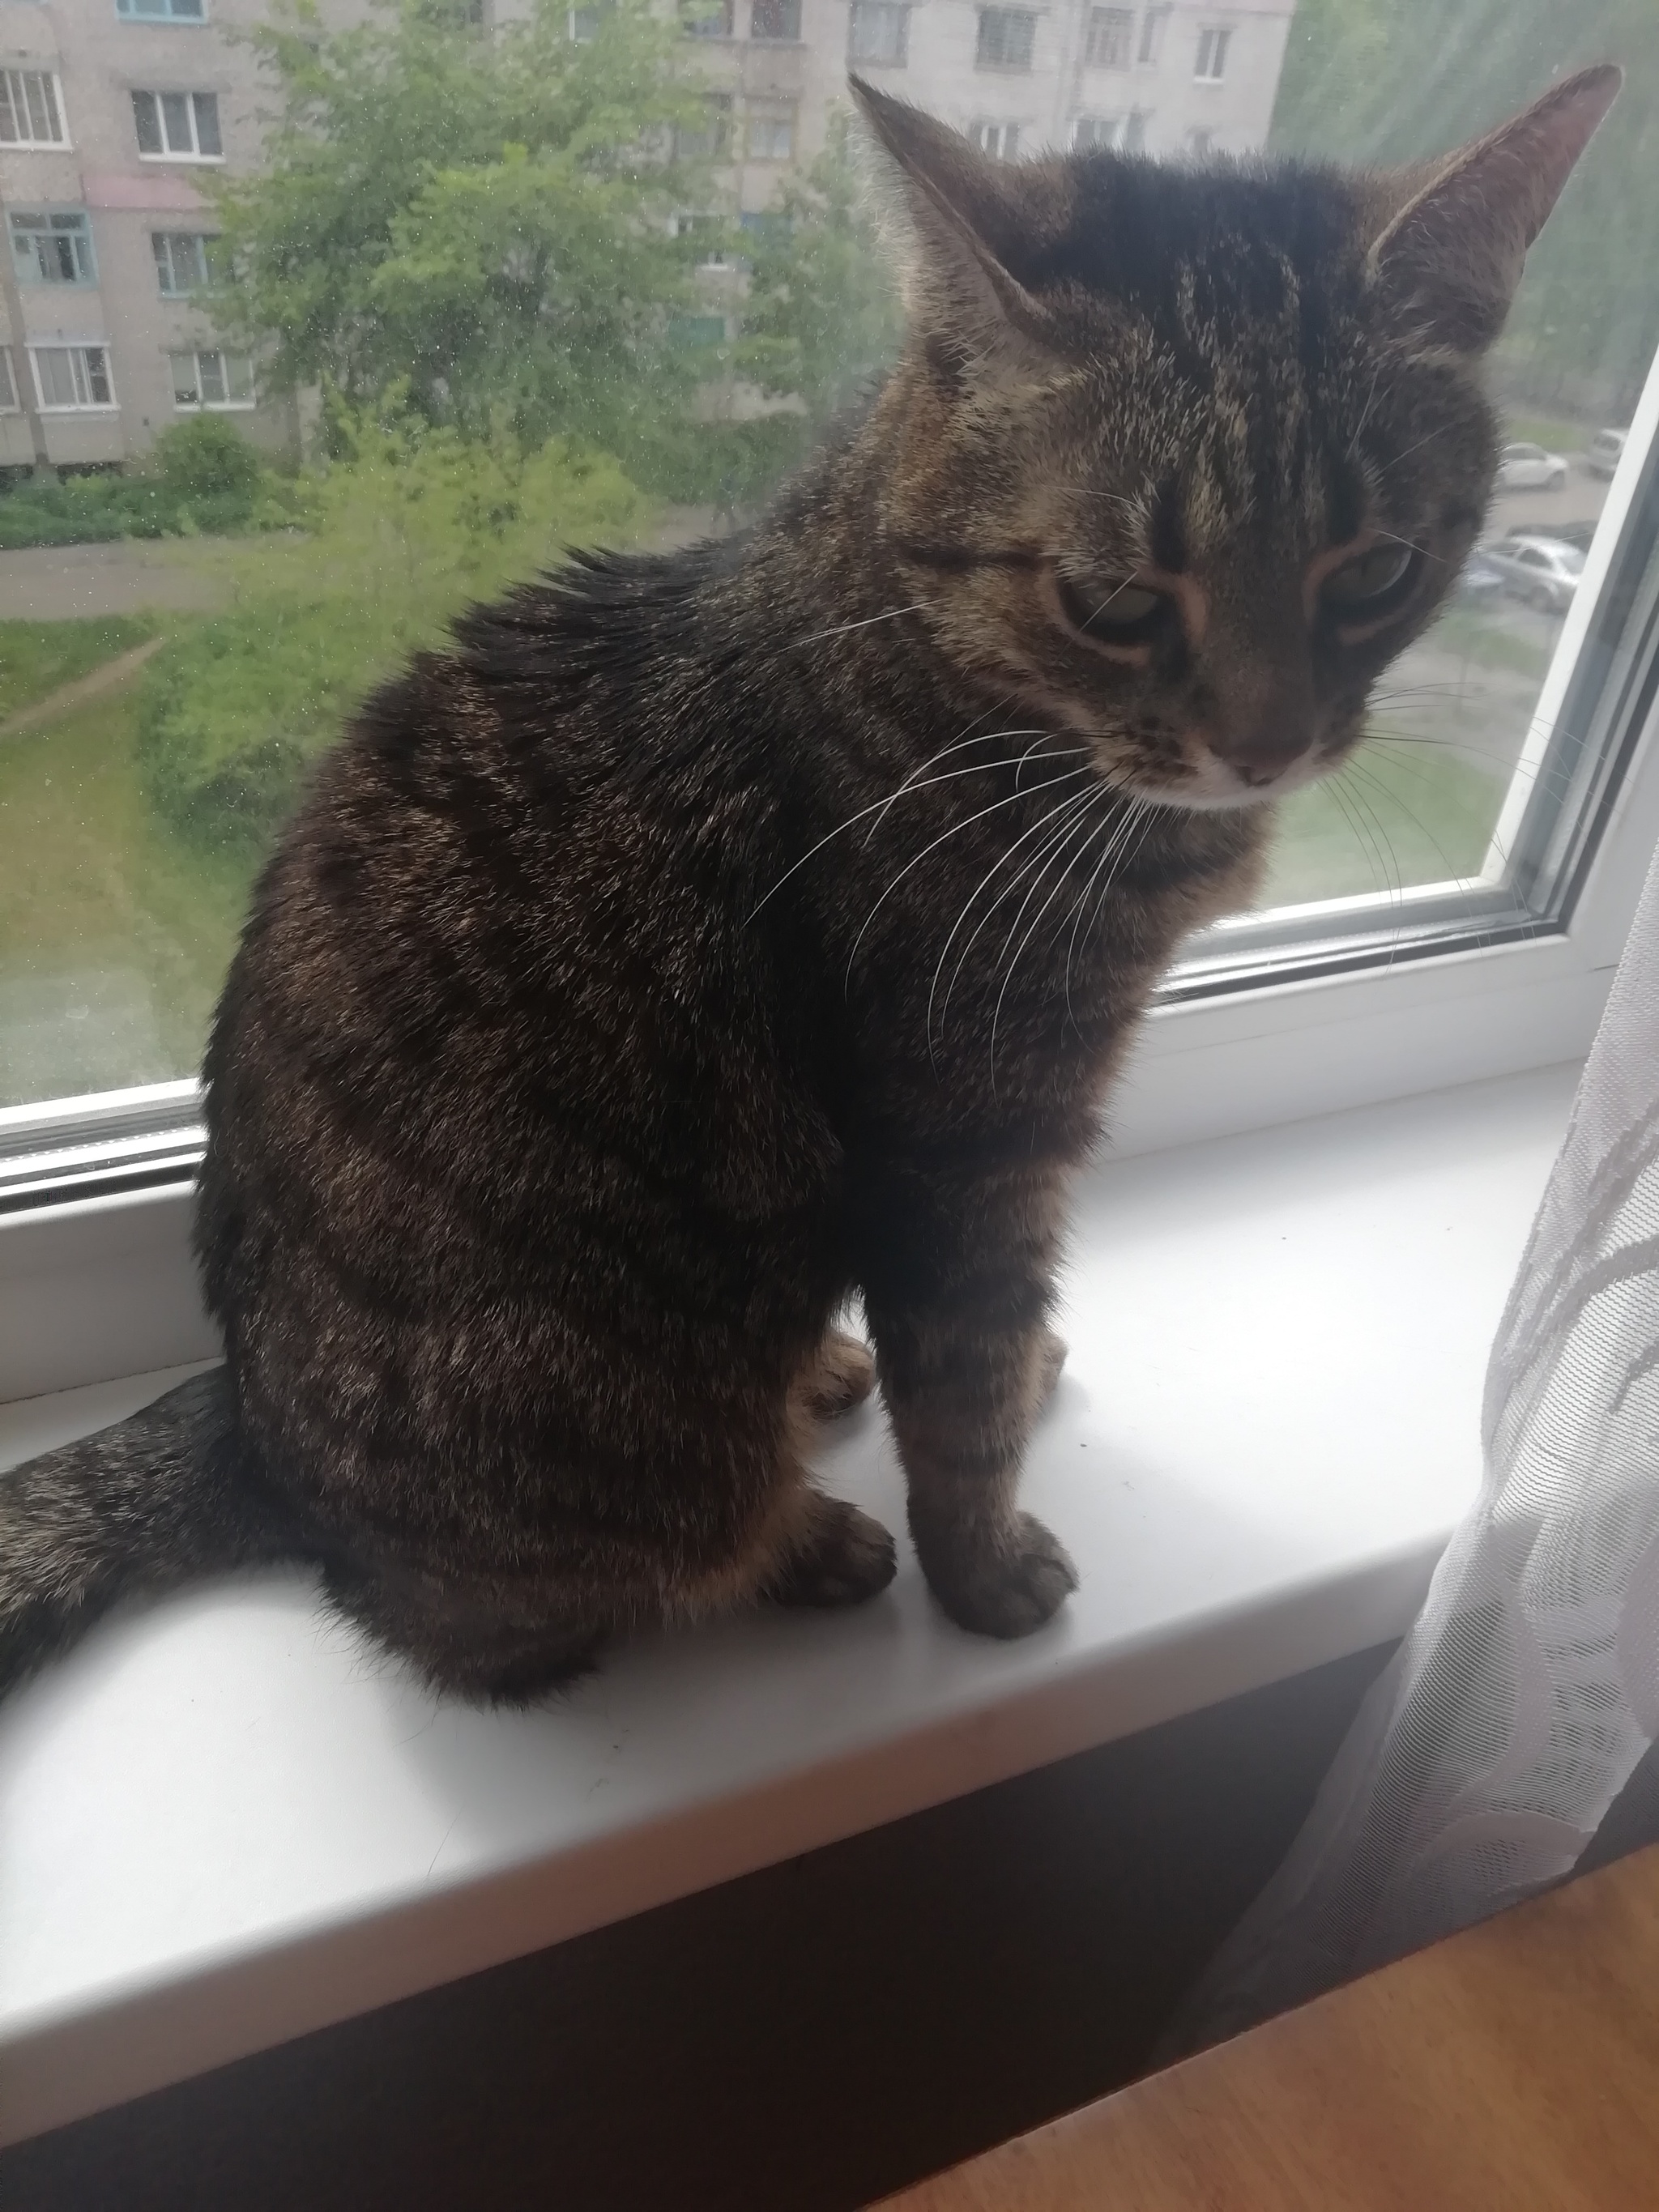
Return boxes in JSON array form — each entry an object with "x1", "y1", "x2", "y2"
[
  {"x1": 0, "y1": 347, "x2": 18, "y2": 412},
  {"x1": 970, "y1": 120, "x2": 1020, "y2": 160},
  {"x1": 1188, "y1": 124, "x2": 1214, "y2": 153},
  {"x1": 11, "y1": 210, "x2": 96, "y2": 287},
  {"x1": 1123, "y1": 108, "x2": 1149, "y2": 149},
  {"x1": 684, "y1": 0, "x2": 733, "y2": 36},
  {"x1": 749, "y1": 0, "x2": 800, "y2": 38},
  {"x1": 131, "y1": 88, "x2": 222, "y2": 160},
  {"x1": 739, "y1": 209, "x2": 792, "y2": 242},
  {"x1": 567, "y1": 6, "x2": 599, "y2": 36},
  {"x1": 747, "y1": 104, "x2": 795, "y2": 160},
  {"x1": 848, "y1": 1, "x2": 909, "y2": 66},
  {"x1": 117, "y1": 0, "x2": 207, "y2": 19},
  {"x1": 152, "y1": 230, "x2": 215, "y2": 295},
  {"x1": 1194, "y1": 26, "x2": 1231, "y2": 81},
  {"x1": 1072, "y1": 114, "x2": 1124, "y2": 151},
  {"x1": 0, "y1": 68, "x2": 70, "y2": 149},
  {"x1": 673, "y1": 95, "x2": 731, "y2": 160},
  {"x1": 1083, "y1": 8, "x2": 1132, "y2": 70},
  {"x1": 666, "y1": 313, "x2": 727, "y2": 347},
  {"x1": 976, "y1": 8, "x2": 1035, "y2": 70},
  {"x1": 31, "y1": 345, "x2": 115, "y2": 411},
  {"x1": 1137, "y1": 4, "x2": 1170, "y2": 65},
  {"x1": 170, "y1": 348, "x2": 254, "y2": 410}
]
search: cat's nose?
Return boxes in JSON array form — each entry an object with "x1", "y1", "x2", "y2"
[{"x1": 1205, "y1": 677, "x2": 1318, "y2": 786}]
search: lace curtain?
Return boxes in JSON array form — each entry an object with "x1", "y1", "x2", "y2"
[{"x1": 1169, "y1": 835, "x2": 1659, "y2": 2052}]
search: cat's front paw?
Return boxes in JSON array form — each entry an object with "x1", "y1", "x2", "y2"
[{"x1": 919, "y1": 1511, "x2": 1078, "y2": 1639}]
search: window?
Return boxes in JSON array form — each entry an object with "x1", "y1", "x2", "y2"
[
  {"x1": 1187, "y1": 125, "x2": 1214, "y2": 155},
  {"x1": 970, "y1": 120, "x2": 1020, "y2": 161},
  {"x1": 673, "y1": 94, "x2": 731, "y2": 160},
  {"x1": 1137, "y1": 4, "x2": 1171, "y2": 66},
  {"x1": 749, "y1": 0, "x2": 800, "y2": 39},
  {"x1": 739, "y1": 209, "x2": 791, "y2": 242},
  {"x1": 11, "y1": 211, "x2": 97, "y2": 287},
  {"x1": 152, "y1": 231, "x2": 215, "y2": 296},
  {"x1": 30, "y1": 345, "x2": 115, "y2": 411},
  {"x1": 1084, "y1": 8, "x2": 1132, "y2": 70},
  {"x1": 131, "y1": 88, "x2": 222, "y2": 160},
  {"x1": 568, "y1": 6, "x2": 599, "y2": 36},
  {"x1": 1122, "y1": 109, "x2": 1149, "y2": 151},
  {"x1": 1073, "y1": 115, "x2": 1124, "y2": 151},
  {"x1": 747, "y1": 105, "x2": 795, "y2": 160},
  {"x1": 848, "y1": 2, "x2": 909, "y2": 66},
  {"x1": 169, "y1": 349, "x2": 254, "y2": 409},
  {"x1": 0, "y1": 347, "x2": 18, "y2": 412},
  {"x1": 117, "y1": 0, "x2": 207, "y2": 18},
  {"x1": 1195, "y1": 26, "x2": 1231, "y2": 82},
  {"x1": 976, "y1": 9, "x2": 1035, "y2": 71},
  {"x1": 667, "y1": 313, "x2": 727, "y2": 347},
  {"x1": 684, "y1": 0, "x2": 733, "y2": 36},
  {"x1": 0, "y1": 68, "x2": 69, "y2": 148}
]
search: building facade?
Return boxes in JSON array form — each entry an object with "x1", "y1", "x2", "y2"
[{"x1": 1, "y1": 0, "x2": 1294, "y2": 475}]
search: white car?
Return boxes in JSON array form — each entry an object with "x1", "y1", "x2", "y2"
[
  {"x1": 1480, "y1": 535, "x2": 1584, "y2": 615},
  {"x1": 1584, "y1": 428, "x2": 1627, "y2": 479},
  {"x1": 1495, "y1": 441, "x2": 1569, "y2": 492}
]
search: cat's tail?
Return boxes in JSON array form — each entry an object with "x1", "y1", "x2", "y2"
[{"x1": 0, "y1": 1369, "x2": 305, "y2": 1700}]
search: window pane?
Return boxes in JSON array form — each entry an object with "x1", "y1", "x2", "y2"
[
  {"x1": 977, "y1": 9, "x2": 1035, "y2": 70},
  {"x1": 0, "y1": 347, "x2": 17, "y2": 411},
  {"x1": 198, "y1": 351, "x2": 228, "y2": 404},
  {"x1": 749, "y1": 0, "x2": 800, "y2": 39},
  {"x1": 192, "y1": 92, "x2": 221, "y2": 156},
  {"x1": 169, "y1": 351, "x2": 202, "y2": 405},
  {"x1": 32, "y1": 350, "x2": 74, "y2": 407},
  {"x1": 160, "y1": 92, "x2": 193, "y2": 152},
  {"x1": 848, "y1": 3, "x2": 907, "y2": 66},
  {"x1": 1085, "y1": 9, "x2": 1132, "y2": 70},
  {"x1": 132, "y1": 90, "x2": 162, "y2": 155}
]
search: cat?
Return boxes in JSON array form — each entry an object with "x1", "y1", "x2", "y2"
[{"x1": 0, "y1": 67, "x2": 1619, "y2": 1704}]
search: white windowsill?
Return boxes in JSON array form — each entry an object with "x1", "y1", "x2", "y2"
[{"x1": 0, "y1": 1059, "x2": 1578, "y2": 2148}]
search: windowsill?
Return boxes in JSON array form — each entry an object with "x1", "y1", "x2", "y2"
[
  {"x1": 0, "y1": 1060, "x2": 1578, "y2": 2147},
  {"x1": 33, "y1": 407, "x2": 119, "y2": 417},
  {"x1": 173, "y1": 402, "x2": 254, "y2": 413},
  {"x1": 135, "y1": 155, "x2": 224, "y2": 166}
]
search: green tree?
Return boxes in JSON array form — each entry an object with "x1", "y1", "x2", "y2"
[
  {"x1": 734, "y1": 110, "x2": 903, "y2": 427},
  {"x1": 212, "y1": 0, "x2": 716, "y2": 450},
  {"x1": 1269, "y1": 2, "x2": 1659, "y2": 417}
]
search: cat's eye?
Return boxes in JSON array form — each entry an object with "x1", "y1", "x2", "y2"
[
  {"x1": 1320, "y1": 543, "x2": 1420, "y2": 617},
  {"x1": 1056, "y1": 574, "x2": 1171, "y2": 646}
]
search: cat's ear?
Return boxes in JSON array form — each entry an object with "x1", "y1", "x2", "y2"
[
  {"x1": 850, "y1": 77, "x2": 1058, "y2": 364},
  {"x1": 1367, "y1": 65, "x2": 1621, "y2": 354}
]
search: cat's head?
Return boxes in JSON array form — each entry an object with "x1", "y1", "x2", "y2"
[{"x1": 853, "y1": 68, "x2": 1619, "y2": 809}]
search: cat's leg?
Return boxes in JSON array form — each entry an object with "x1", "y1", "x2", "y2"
[
  {"x1": 321, "y1": 1555, "x2": 607, "y2": 1707},
  {"x1": 795, "y1": 1328, "x2": 878, "y2": 1420},
  {"x1": 861, "y1": 1171, "x2": 1079, "y2": 1639},
  {"x1": 760, "y1": 1340, "x2": 894, "y2": 1607}
]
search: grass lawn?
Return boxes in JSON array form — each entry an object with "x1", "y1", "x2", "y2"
[
  {"x1": 1260, "y1": 736, "x2": 1507, "y2": 909},
  {"x1": 0, "y1": 657, "x2": 254, "y2": 1106},
  {"x1": 0, "y1": 616, "x2": 160, "y2": 726}
]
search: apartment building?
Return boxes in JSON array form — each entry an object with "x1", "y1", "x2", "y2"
[{"x1": 1, "y1": 0, "x2": 1293, "y2": 475}]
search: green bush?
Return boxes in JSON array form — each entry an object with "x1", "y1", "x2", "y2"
[
  {"x1": 135, "y1": 405, "x2": 649, "y2": 856},
  {"x1": 153, "y1": 417, "x2": 266, "y2": 504},
  {"x1": 0, "y1": 436, "x2": 292, "y2": 548},
  {"x1": 623, "y1": 414, "x2": 812, "y2": 505}
]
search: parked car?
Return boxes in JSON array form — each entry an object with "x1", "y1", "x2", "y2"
[
  {"x1": 1495, "y1": 441, "x2": 1569, "y2": 492},
  {"x1": 1454, "y1": 555, "x2": 1506, "y2": 608},
  {"x1": 1584, "y1": 428, "x2": 1627, "y2": 479},
  {"x1": 1479, "y1": 535, "x2": 1585, "y2": 615},
  {"x1": 1504, "y1": 519, "x2": 1596, "y2": 555}
]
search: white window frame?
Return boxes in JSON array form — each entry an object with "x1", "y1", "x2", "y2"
[
  {"x1": 745, "y1": 104, "x2": 795, "y2": 161},
  {"x1": 975, "y1": 7, "x2": 1037, "y2": 73},
  {"x1": 847, "y1": 0, "x2": 910, "y2": 68},
  {"x1": 1194, "y1": 24, "x2": 1231, "y2": 82},
  {"x1": 152, "y1": 228, "x2": 214, "y2": 296},
  {"x1": 28, "y1": 343, "x2": 117, "y2": 412},
  {"x1": 131, "y1": 87, "x2": 223, "y2": 163},
  {"x1": 6, "y1": 337, "x2": 1659, "y2": 1400},
  {"x1": 1083, "y1": 7, "x2": 1132, "y2": 71},
  {"x1": 0, "y1": 66, "x2": 70, "y2": 149},
  {"x1": 1137, "y1": 3, "x2": 1170, "y2": 67},
  {"x1": 168, "y1": 346, "x2": 254, "y2": 410},
  {"x1": 0, "y1": 346, "x2": 18, "y2": 412},
  {"x1": 10, "y1": 207, "x2": 98, "y2": 288},
  {"x1": 970, "y1": 119, "x2": 1021, "y2": 161},
  {"x1": 117, "y1": 0, "x2": 208, "y2": 19},
  {"x1": 1072, "y1": 114, "x2": 1125, "y2": 151}
]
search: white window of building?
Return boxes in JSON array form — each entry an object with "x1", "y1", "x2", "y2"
[
  {"x1": 0, "y1": 347, "x2": 18, "y2": 412},
  {"x1": 976, "y1": 9, "x2": 1036, "y2": 70},
  {"x1": 1137, "y1": 4, "x2": 1171, "y2": 66},
  {"x1": 747, "y1": 105, "x2": 795, "y2": 160},
  {"x1": 11, "y1": 210, "x2": 97, "y2": 287},
  {"x1": 1073, "y1": 115, "x2": 1124, "y2": 151},
  {"x1": 1195, "y1": 26, "x2": 1232, "y2": 82},
  {"x1": 1188, "y1": 124, "x2": 1215, "y2": 154},
  {"x1": 848, "y1": 0, "x2": 909, "y2": 66},
  {"x1": 673, "y1": 94, "x2": 731, "y2": 160},
  {"x1": 1123, "y1": 109, "x2": 1149, "y2": 150},
  {"x1": 684, "y1": 0, "x2": 733, "y2": 35},
  {"x1": 749, "y1": 0, "x2": 801, "y2": 39},
  {"x1": 131, "y1": 88, "x2": 222, "y2": 160},
  {"x1": 0, "y1": 68, "x2": 70, "y2": 149},
  {"x1": 152, "y1": 232, "x2": 215, "y2": 295},
  {"x1": 567, "y1": 7, "x2": 599, "y2": 37},
  {"x1": 31, "y1": 345, "x2": 115, "y2": 411},
  {"x1": 1084, "y1": 8, "x2": 1132, "y2": 70},
  {"x1": 170, "y1": 348, "x2": 254, "y2": 410},
  {"x1": 970, "y1": 120, "x2": 1021, "y2": 161},
  {"x1": 117, "y1": 0, "x2": 207, "y2": 19}
]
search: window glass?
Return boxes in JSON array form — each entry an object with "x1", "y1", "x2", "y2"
[{"x1": 0, "y1": 0, "x2": 1656, "y2": 1113}]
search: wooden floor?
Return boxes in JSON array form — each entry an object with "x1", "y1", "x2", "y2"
[{"x1": 884, "y1": 1843, "x2": 1659, "y2": 2210}]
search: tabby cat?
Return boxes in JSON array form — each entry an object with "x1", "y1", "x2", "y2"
[{"x1": 0, "y1": 69, "x2": 1619, "y2": 1703}]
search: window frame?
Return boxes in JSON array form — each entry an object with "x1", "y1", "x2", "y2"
[
  {"x1": 152, "y1": 228, "x2": 215, "y2": 296},
  {"x1": 1193, "y1": 25, "x2": 1231, "y2": 83},
  {"x1": 131, "y1": 87, "x2": 223, "y2": 163},
  {"x1": 9, "y1": 207, "x2": 98, "y2": 288},
  {"x1": 0, "y1": 66, "x2": 70, "y2": 150},
  {"x1": 168, "y1": 346, "x2": 254, "y2": 411},
  {"x1": 28, "y1": 343, "x2": 117, "y2": 413},
  {"x1": 975, "y1": 6, "x2": 1037, "y2": 74},
  {"x1": 0, "y1": 346, "x2": 18, "y2": 412},
  {"x1": 847, "y1": 0, "x2": 909, "y2": 68},
  {"x1": 1083, "y1": 7, "x2": 1133, "y2": 71},
  {"x1": 116, "y1": 0, "x2": 208, "y2": 20}
]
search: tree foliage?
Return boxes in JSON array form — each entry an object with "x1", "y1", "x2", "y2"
[
  {"x1": 1270, "y1": 1, "x2": 1659, "y2": 416},
  {"x1": 212, "y1": 0, "x2": 715, "y2": 450}
]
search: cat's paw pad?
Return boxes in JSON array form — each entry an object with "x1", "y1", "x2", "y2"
[
  {"x1": 925, "y1": 1513, "x2": 1079, "y2": 1639},
  {"x1": 765, "y1": 1497, "x2": 897, "y2": 1609},
  {"x1": 798, "y1": 1332, "x2": 878, "y2": 1421}
]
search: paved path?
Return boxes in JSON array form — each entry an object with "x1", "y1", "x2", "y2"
[
  {"x1": 0, "y1": 637, "x2": 166, "y2": 741},
  {"x1": 0, "y1": 539, "x2": 232, "y2": 620}
]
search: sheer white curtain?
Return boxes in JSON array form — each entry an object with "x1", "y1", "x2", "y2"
[{"x1": 1170, "y1": 835, "x2": 1659, "y2": 2052}]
